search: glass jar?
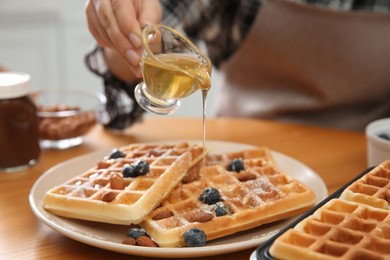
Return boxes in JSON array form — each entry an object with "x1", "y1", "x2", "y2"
[{"x1": 0, "y1": 72, "x2": 41, "y2": 172}]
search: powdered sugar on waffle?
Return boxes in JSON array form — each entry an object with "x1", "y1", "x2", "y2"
[{"x1": 140, "y1": 148, "x2": 316, "y2": 247}]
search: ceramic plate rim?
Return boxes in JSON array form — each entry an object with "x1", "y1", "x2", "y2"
[{"x1": 29, "y1": 140, "x2": 328, "y2": 258}]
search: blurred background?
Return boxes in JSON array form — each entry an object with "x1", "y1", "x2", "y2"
[{"x1": 0, "y1": 0, "x2": 219, "y2": 118}]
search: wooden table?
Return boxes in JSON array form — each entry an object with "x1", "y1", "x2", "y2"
[{"x1": 0, "y1": 117, "x2": 368, "y2": 259}]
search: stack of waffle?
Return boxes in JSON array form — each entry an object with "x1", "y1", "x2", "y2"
[{"x1": 43, "y1": 142, "x2": 316, "y2": 247}]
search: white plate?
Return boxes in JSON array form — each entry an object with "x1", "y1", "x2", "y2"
[{"x1": 29, "y1": 140, "x2": 328, "y2": 258}]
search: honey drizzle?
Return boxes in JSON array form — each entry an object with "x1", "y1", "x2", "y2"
[{"x1": 201, "y1": 89, "x2": 208, "y2": 170}]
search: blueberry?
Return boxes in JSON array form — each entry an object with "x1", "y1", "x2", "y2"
[
  {"x1": 227, "y1": 159, "x2": 244, "y2": 172},
  {"x1": 199, "y1": 187, "x2": 221, "y2": 205},
  {"x1": 378, "y1": 133, "x2": 390, "y2": 141},
  {"x1": 214, "y1": 202, "x2": 229, "y2": 216},
  {"x1": 135, "y1": 161, "x2": 149, "y2": 176},
  {"x1": 127, "y1": 227, "x2": 147, "y2": 239},
  {"x1": 122, "y1": 164, "x2": 137, "y2": 178},
  {"x1": 109, "y1": 149, "x2": 125, "y2": 159},
  {"x1": 183, "y1": 228, "x2": 206, "y2": 247}
]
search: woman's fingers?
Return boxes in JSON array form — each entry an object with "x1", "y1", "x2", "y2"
[
  {"x1": 137, "y1": 0, "x2": 163, "y2": 27},
  {"x1": 111, "y1": 0, "x2": 142, "y2": 46},
  {"x1": 91, "y1": 0, "x2": 134, "y2": 59},
  {"x1": 112, "y1": 0, "x2": 163, "y2": 77},
  {"x1": 85, "y1": 0, "x2": 163, "y2": 78},
  {"x1": 85, "y1": 0, "x2": 113, "y2": 48}
]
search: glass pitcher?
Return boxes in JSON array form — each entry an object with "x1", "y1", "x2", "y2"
[{"x1": 134, "y1": 24, "x2": 212, "y2": 115}]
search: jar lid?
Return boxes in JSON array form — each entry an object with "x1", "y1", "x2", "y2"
[{"x1": 0, "y1": 71, "x2": 31, "y2": 99}]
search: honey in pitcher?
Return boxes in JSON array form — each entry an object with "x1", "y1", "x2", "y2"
[{"x1": 142, "y1": 53, "x2": 211, "y2": 101}]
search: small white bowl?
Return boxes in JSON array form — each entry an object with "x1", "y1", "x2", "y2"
[
  {"x1": 365, "y1": 118, "x2": 390, "y2": 167},
  {"x1": 32, "y1": 89, "x2": 105, "y2": 149}
]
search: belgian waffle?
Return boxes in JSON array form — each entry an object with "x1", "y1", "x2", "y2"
[
  {"x1": 269, "y1": 160, "x2": 390, "y2": 260},
  {"x1": 269, "y1": 199, "x2": 390, "y2": 259},
  {"x1": 140, "y1": 148, "x2": 316, "y2": 247},
  {"x1": 43, "y1": 142, "x2": 205, "y2": 225},
  {"x1": 340, "y1": 160, "x2": 390, "y2": 210}
]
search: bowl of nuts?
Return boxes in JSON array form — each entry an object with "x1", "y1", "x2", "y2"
[{"x1": 32, "y1": 89, "x2": 105, "y2": 149}]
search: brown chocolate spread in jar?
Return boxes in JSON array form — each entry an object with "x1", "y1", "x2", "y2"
[{"x1": 0, "y1": 72, "x2": 41, "y2": 172}]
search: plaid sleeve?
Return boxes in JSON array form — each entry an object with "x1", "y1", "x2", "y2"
[
  {"x1": 160, "y1": 0, "x2": 261, "y2": 68},
  {"x1": 84, "y1": 45, "x2": 144, "y2": 130}
]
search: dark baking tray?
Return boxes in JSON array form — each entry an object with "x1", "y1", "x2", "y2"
[{"x1": 253, "y1": 166, "x2": 374, "y2": 260}]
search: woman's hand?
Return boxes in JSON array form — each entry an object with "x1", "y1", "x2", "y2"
[{"x1": 85, "y1": 0, "x2": 162, "y2": 77}]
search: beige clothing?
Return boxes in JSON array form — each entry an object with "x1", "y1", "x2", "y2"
[{"x1": 216, "y1": 0, "x2": 390, "y2": 131}]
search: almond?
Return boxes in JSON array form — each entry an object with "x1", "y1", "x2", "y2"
[
  {"x1": 109, "y1": 173, "x2": 126, "y2": 189},
  {"x1": 237, "y1": 172, "x2": 257, "y2": 182},
  {"x1": 182, "y1": 168, "x2": 200, "y2": 184},
  {"x1": 122, "y1": 237, "x2": 136, "y2": 245},
  {"x1": 136, "y1": 236, "x2": 158, "y2": 247},
  {"x1": 182, "y1": 163, "x2": 202, "y2": 183},
  {"x1": 97, "y1": 161, "x2": 111, "y2": 169},
  {"x1": 190, "y1": 211, "x2": 214, "y2": 223},
  {"x1": 152, "y1": 209, "x2": 174, "y2": 220},
  {"x1": 101, "y1": 191, "x2": 117, "y2": 202}
]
